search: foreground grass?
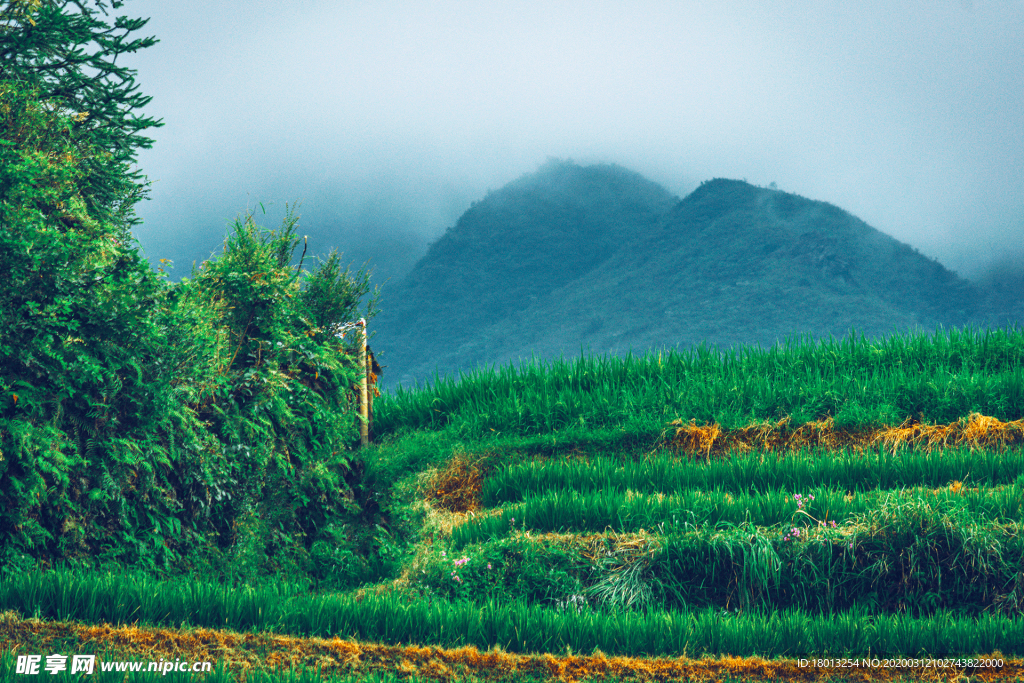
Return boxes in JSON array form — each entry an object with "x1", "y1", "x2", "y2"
[
  {"x1": 0, "y1": 606, "x2": 1020, "y2": 683},
  {"x1": 482, "y1": 445, "x2": 1024, "y2": 503}
]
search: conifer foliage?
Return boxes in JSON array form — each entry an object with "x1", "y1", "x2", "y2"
[{"x1": 0, "y1": 1, "x2": 378, "y2": 579}]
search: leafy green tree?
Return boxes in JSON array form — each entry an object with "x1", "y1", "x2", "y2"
[
  {"x1": 0, "y1": 75, "x2": 183, "y2": 570},
  {"x1": 0, "y1": 1, "x2": 178, "y2": 574},
  {"x1": 0, "y1": 0, "x2": 163, "y2": 233}
]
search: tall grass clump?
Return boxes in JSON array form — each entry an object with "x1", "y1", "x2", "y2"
[{"x1": 655, "y1": 500, "x2": 1024, "y2": 615}]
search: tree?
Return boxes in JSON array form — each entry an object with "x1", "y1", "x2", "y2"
[
  {"x1": 0, "y1": 73, "x2": 182, "y2": 570},
  {"x1": 0, "y1": 0, "x2": 163, "y2": 234}
]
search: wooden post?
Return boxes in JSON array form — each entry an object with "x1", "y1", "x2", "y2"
[
  {"x1": 358, "y1": 318, "x2": 368, "y2": 446},
  {"x1": 366, "y1": 347, "x2": 375, "y2": 442}
]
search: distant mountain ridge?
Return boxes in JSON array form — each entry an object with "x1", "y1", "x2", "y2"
[{"x1": 373, "y1": 161, "x2": 1019, "y2": 389}]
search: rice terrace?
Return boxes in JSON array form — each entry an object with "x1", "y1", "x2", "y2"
[{"x1": 6, "y1": 324, "x2": 1024, "y2": 682}]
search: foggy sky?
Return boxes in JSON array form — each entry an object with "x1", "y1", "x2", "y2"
[{"x1": 116, "y1": 0, "x2": 1024, "y2": 286}]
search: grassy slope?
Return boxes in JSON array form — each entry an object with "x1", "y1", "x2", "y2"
[{"x1": 346, "y1": 327, "x2": 1024, "y2": 618}]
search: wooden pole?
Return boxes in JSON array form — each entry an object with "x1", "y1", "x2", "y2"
[
  {"x1": 358, "y1": 318, "x2": 368, "y2": 446},
  {"x1": 366, "y1": 347, "x2": 375, "y2": 442}
]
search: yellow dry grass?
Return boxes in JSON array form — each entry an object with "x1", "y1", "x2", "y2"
[
  {"x1": 427, "y1": 449, "x2": 488, "y2": 514},
  {"x1": 2, "y1": 610, "x2": 1014, "y2": 682},
  {"x1": 663, "y1": 413, "x2": 1024, "y2": 458}
]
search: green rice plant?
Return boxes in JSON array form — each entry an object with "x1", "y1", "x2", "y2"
[
  {"x1": 846, "y1": 493, "x2": 1020, "y2": 614},
  {"x1": 457, "y1": 482, "x2": 1024, "y2": 551},
  {"x1": 7, "y1": 569, "x2": 1024, "y2": 658},
  {"x1": 482, "y1": 445, "x2": 1024, "y2": 506},
  {"x1": 375, "y1": 326, "x2": 1024, "y2": 439},
  {"x1": 656, "y1": 524, "x2": 787, "y2": 612},
  {"x1": 0, "y1": 568, "x2": 313, "y2": 633},
  {"x1": 649, "y1": 497, "x2": 1024, "y2": 615}
]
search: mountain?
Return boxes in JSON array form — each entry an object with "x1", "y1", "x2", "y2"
[
  {"x1": 373, "y1": 163, "x2": 1019, "y2": 389},
  {"x1": 372, "y1": 159, "x2": 678, "y2": 387}
]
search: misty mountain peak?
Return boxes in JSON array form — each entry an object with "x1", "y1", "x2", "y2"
[{"x1": 374, "y1": 164, "x2": 1014, "y2": 389}]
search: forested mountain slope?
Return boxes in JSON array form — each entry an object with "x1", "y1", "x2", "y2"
[
  {"x1": 375, "y1": 166, "x2": 1016, "y2": 389},
  {"x1": 373, "y1": 160, "x2": 678, "y2": 386}
]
